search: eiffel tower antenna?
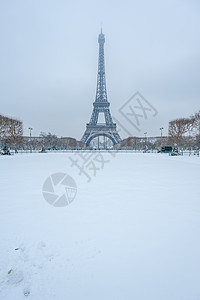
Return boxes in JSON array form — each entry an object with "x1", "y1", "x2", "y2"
[{"x1": 81, "y1": 30, "x2": 121, "y2": 149}]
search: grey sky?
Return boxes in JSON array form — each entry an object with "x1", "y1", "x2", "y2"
[{"x1": 0, "y1": 0, "x2": 199, "y2": 139}]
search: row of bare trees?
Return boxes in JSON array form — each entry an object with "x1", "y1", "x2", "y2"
[
  {"x1": 168, "y1": 111, "x2": 200, "y2": 148},
  {"x1": 0, "y1": 114, "x2": 23, "y2": 152},
  {"x1": 37, "y1": 132, "x2": 81, "y2": 150},
  {"x1": 22, "y1": 132, "x2": 85, "y2": 151}
]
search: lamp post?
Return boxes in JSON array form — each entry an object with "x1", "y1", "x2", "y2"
[
  {"x1": 28, "y1": 127, "x2": 33, "y2": 153},
  {"x1": 160, "y1": 127, "x2": 164, "y2": 150}
]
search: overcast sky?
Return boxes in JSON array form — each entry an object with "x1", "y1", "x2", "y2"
[{"x1": 0, "y1": 0, "x2": 199, "y2": 139}]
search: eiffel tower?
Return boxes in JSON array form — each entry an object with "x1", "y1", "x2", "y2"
[{"x1": 81, "y1": 29, "x2": 121, "y2": 148}]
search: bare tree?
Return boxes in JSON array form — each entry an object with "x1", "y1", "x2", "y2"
[
  {"x1": 193, "y1": 111, "x2": 200, "y2": 134},
  {"x1": 168, "y1": 118, "x2": 191, "y2": 146},
  {"x1": 8, "y1": 119, "x2": 23, "y2": 152},
  {"x1": 0, "y1": 114, "x2": 23, "y2": 152},
  {"x1": 0, "y1": 115, "x2": 9, "y2": 139},
  {"x1": 192, "y1": 111, "x2": 200, "y2": 148},
  {"x1": 39, "y1": 132, "x2": 59, "y2": 150}
]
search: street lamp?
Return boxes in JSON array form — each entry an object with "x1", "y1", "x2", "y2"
[
  {"x1": 28, "y1": 127, "x2": 33, "y2": 153},
  {"x1": 160, "y1": 127, "x2": 164, "y2": 149}
]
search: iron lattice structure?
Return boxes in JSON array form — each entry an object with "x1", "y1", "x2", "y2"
[{"x1": 81, "y1": 30, "x2": 121, "y2": 148}]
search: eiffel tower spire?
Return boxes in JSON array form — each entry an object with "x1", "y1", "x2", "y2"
[
  {"x1": 81, "y1": 30, "x2": 121, "y2": 148},
  {"x1": 95, "y1": 29, "x2": 107, "y2": 103}
]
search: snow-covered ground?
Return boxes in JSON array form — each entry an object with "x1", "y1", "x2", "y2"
[{"x1": 0, "y1": 152, "x2": 200, "y2": 300}]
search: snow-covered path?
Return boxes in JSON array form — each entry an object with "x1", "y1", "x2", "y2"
[{"x1": 0, "y1": 153, "x2": 200, "y2": 300}]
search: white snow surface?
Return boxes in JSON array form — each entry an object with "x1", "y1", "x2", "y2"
[{"x1": 0, "y1": 152, "x2": 200, "y2": 300}]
